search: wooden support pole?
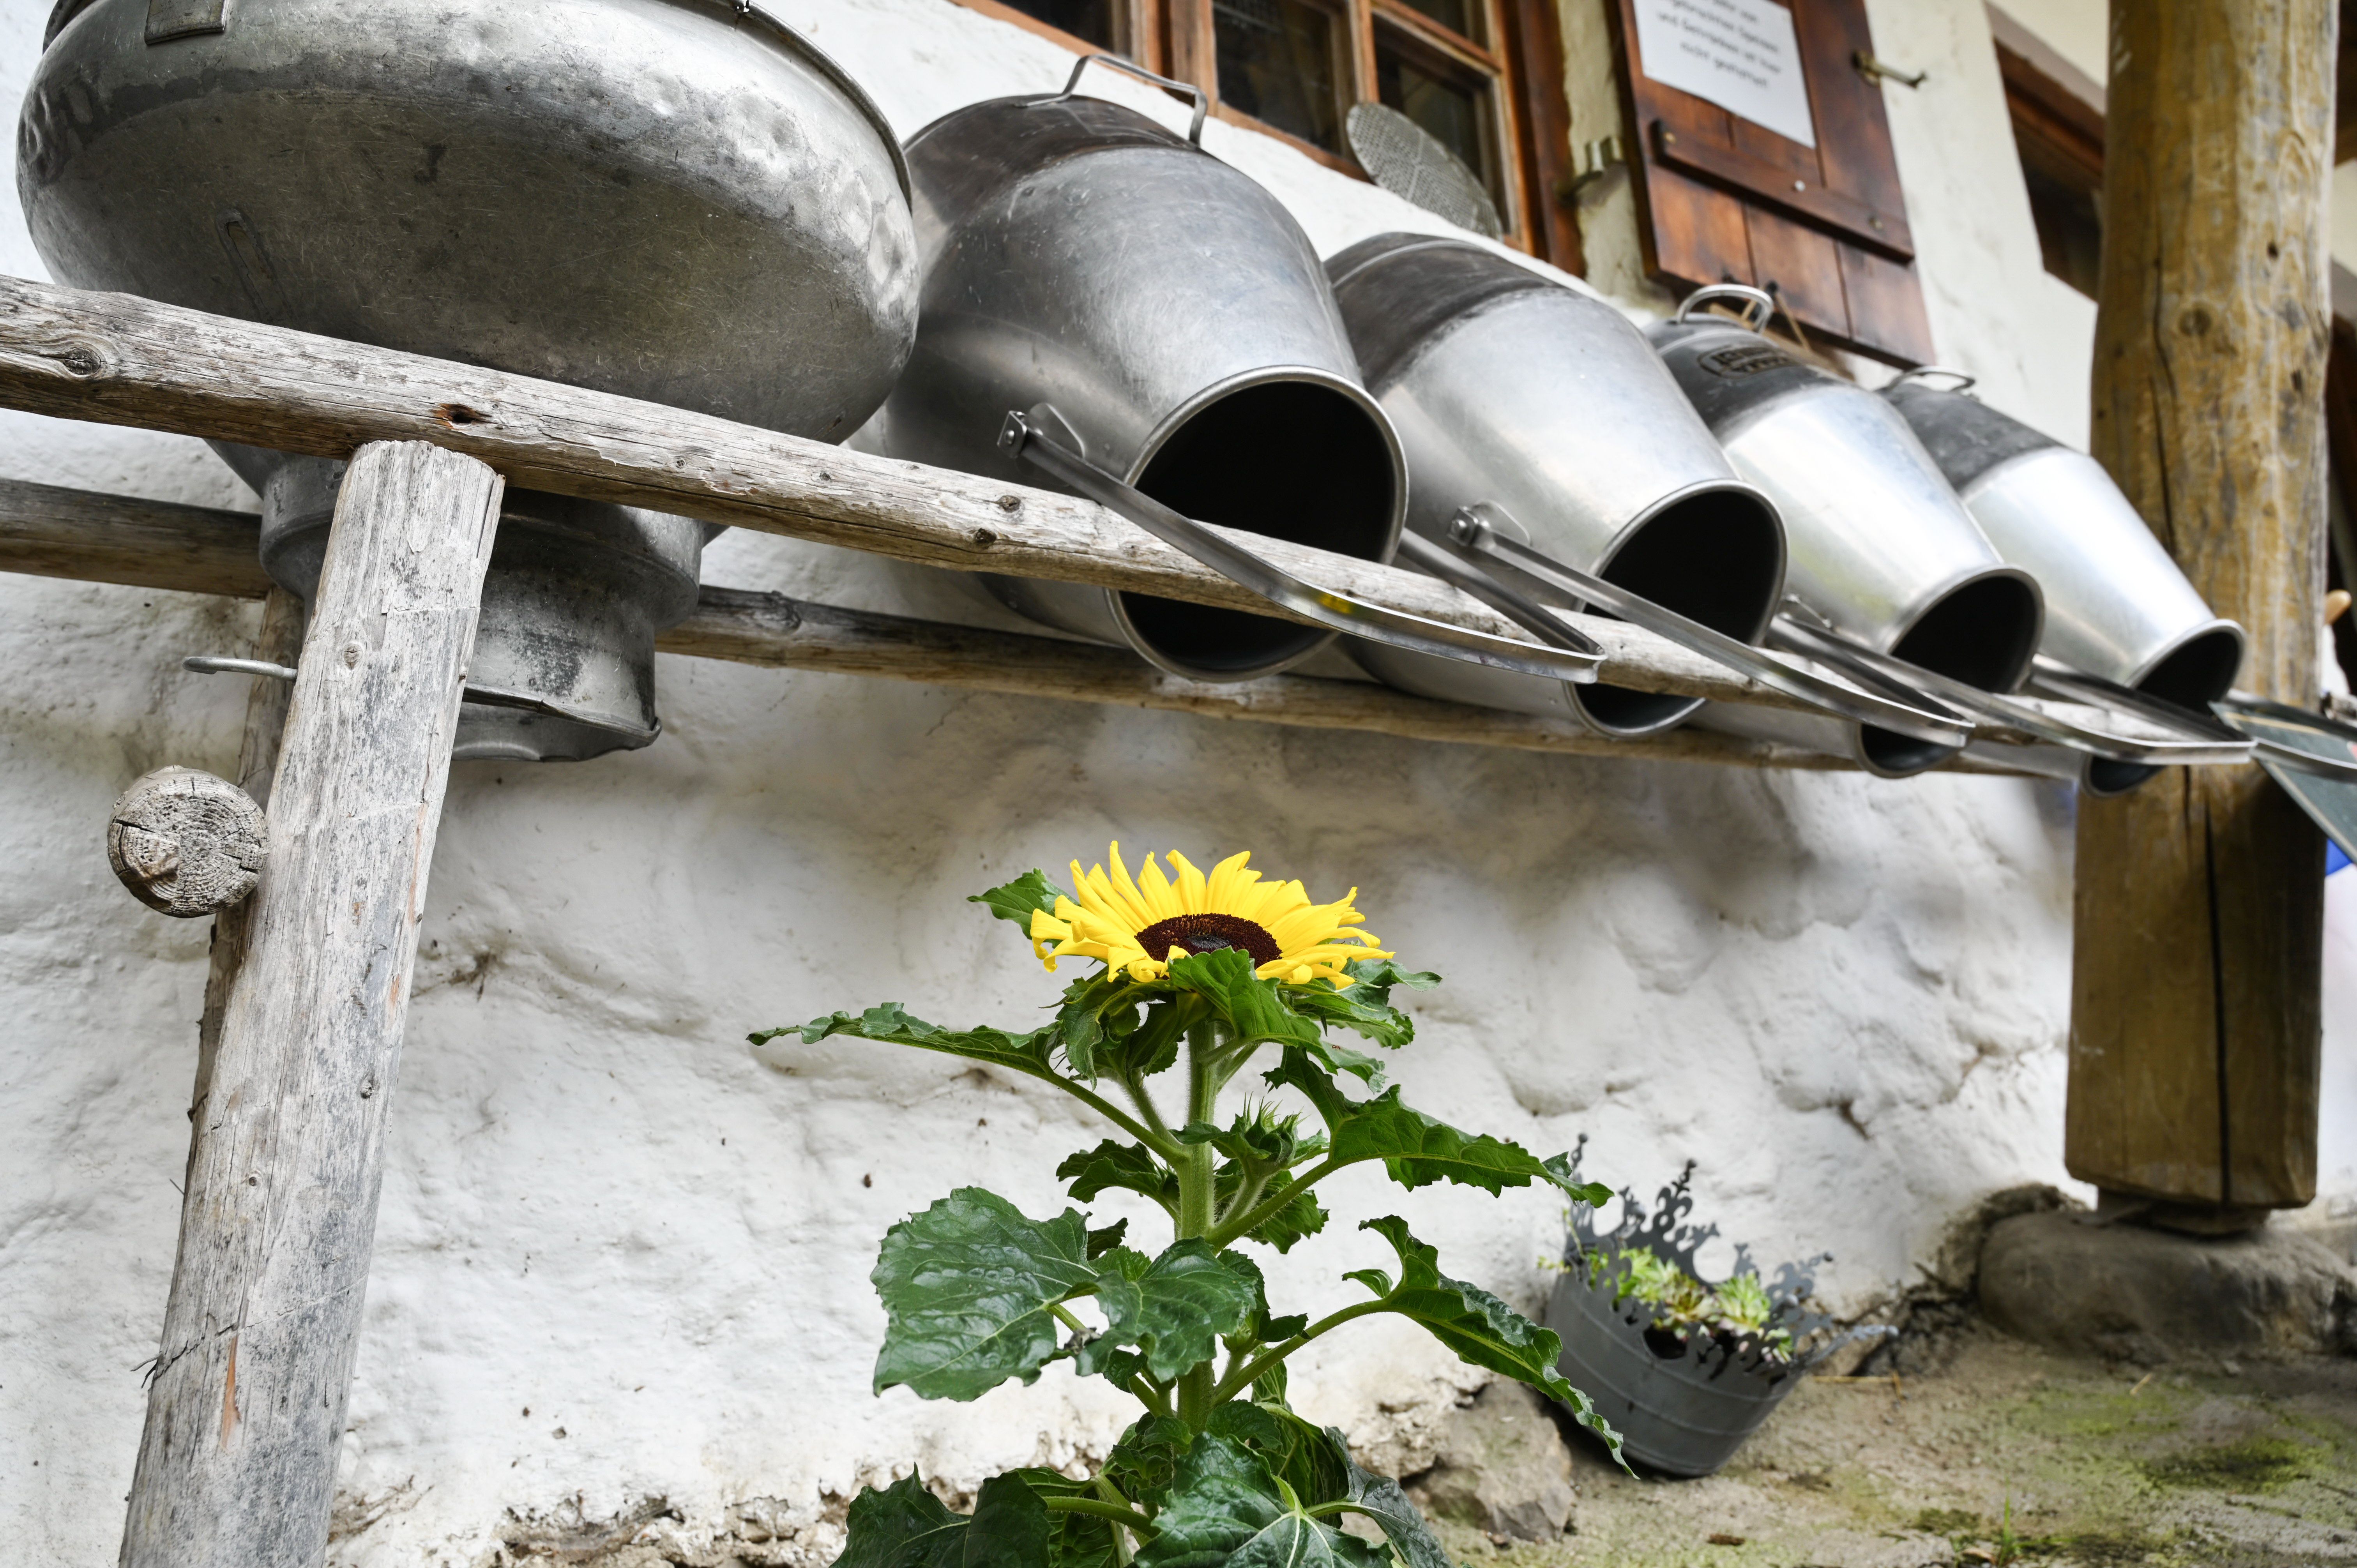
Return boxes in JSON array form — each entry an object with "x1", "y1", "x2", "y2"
[
  {"x1": 190, "y1": 586, "x2": 302, "y2": 1150},
  {"x1": 120, "y1": 442, "x2": 501, "y2": 1568},
  {"x1": 2067, "y1": 0, "x2": 2337, "y2": 1217}
]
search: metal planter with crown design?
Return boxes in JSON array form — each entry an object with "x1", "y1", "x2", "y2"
[{"x1": 1545, "y1": 1155, "x2": 1887, "y2": 1478}]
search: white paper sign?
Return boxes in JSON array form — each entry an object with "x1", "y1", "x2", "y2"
[{"x1": 1633, "y1": 0, "x2": 1818, "y2": 149}]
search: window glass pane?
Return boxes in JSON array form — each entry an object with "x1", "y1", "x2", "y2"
[
  {"x1": 997, "y1": 0, "x2": 1120, "y2": 49},
  {"x1": 1391, "y1": 0, "x2": 1472, "y2": 39},
  {"x1": 1214, "y1": 0, "x2": 1346, "y2": 153},
  {"x1": 1375, "y1": 41, "x2": 1492, "y2": 195}
]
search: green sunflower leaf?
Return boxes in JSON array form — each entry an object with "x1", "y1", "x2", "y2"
[
  {"x1": 1086, "y1": 1241, "x2": 1261, "y2": 1382},
  {"x1": 1000, "y1": 1469, "x2": 1125, "y2": 1568},
  {"x1": 1337, "y1": 1461, "x2": 1451, "y2": 1568},
  {"x1": 1104, "y1": 1413, "x2": 1196, "y2": 1510},
  {"x1": 1205, "y1": 1402, "x2": 1354, "y2": 1510},
  {"x1": 1058, "y1": 1141, "x2": 1178, "y2": 1211},
  {"x1": 1133, "y1": 1433, "x2": 1390, "y2": 1568},
  {"x1": 766, "y1": 1005, "x2": 1057, "y2": 1078},
  {"x1": 1086, "y1": 1218, "x2": 1130, "y2": 1260},
  {"x1": 872, "y1": 1190, "x2": 1097, "y2": 1402},
  {"x1": 1352, "y1": 1216, "x2": 1628, "y2": 1474},
  {"x1": 1228, "y1": 1172, "x2": 1328, "y2": 1255},
  {"x1": 832, "y1": 1470, "x2": 1051, "y2": 1568},
  {"x1": 1162, "y1": 949, "x2": 1322, "y2": 1050},
  {"x1": 1283, "y1": 958, "x2": 1439, "y2": 1052},
  {"x1": 1264, "y1": 1049, "x2": 1611, "y2": 1202},
  {"x1": 1055, "y1": 973, "x2": 1144, "y2": 1081},
  {"x1": 1111, "y1": 996, "x2": 1193, "y2": 1081},
  {"x1": 970, "y1": 868, "x2": 1071, "y2": 931}
]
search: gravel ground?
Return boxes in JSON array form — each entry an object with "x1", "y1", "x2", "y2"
[{"x1": 1439, "y1": 1327, "x2": 2357, "y2": 1568}]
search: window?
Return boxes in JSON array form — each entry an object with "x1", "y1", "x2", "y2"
[
  {"x1": 944, "y1": 0, "x2": 1583, "y2": 267},
  {"x1": 1988, "y1": 7, "x2": 2104, "y2": 298}
]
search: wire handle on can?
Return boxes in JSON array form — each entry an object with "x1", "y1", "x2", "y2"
[
  {"x1": 1888, "y1": 365, "x2": 1979, "y2": 394},
  {"x1": 1674, "y1": 283, "x2": 1777, "y2": 332},
  {"x1": 1055, "y1": 53, "x2": 1209, "y2": 145}
]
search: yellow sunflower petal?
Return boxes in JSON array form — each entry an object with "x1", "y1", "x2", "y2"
[
  {"x1": 1135, "y1": 852, "x2": 1184, "y2": 923},
  {"x1": 1204, "y1": 850, "x2": 1254, "y2": 910},
  {"x1": 1166, "y1": 850, "x2": 1210, "y2": 911}
]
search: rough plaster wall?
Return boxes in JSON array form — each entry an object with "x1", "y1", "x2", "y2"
[{"x1": 0, "y1": 0, "x2": 2190, "y2": 1561}]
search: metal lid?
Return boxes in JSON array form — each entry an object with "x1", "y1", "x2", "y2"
[{"x1": 1345, "y1": 102, "x2": 1502, "y2": 240}]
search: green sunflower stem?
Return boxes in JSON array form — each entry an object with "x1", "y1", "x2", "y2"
[
  {"x1": 1043, "y1": 1497, "x2": 1159, "y2": 1535},
  {"x1": 1206, "y1": 1153, "x2": 1344, "y2": 1248},
  {"x1": 1177, "y1": 1023, "x2": 1219, "y2": 1241}
]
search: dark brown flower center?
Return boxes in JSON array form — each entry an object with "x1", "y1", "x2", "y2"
[{"x1": 1135, "y1": 913, "x2": 1281, "y2": 968}]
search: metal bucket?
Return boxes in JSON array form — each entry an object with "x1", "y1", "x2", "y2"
[
  {"x1": 24, "y1": 0, "x2": 919, "y2": 757},
  {"x1": 860, "y1": 60, "x2": 1406, "y2": 681},
  {"x1": 1885, "y1": 373, "x2": 2245, "y2": 795},
  {"x1": 1325, "y1": 234, "x2": 1785, "y2": 735},
  {"x1": 1650, "y1": 294, "x2": 2044, "y2": 776},
  {"x1": 218, "y1": 448, "x2": 707, "y2": 761}
]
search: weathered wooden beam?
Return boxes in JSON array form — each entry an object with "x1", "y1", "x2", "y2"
[
  {"x1": 2067, "y1": 0, "x2": 2336, "y2": 1217},
  {"x1": 0, "y1": 475, "x2": 271, "y2": 597},
  {"x1": 667, "y1": 587, "x2": 1875, "y2": 769},
  {"x1": 0, "y1": 274, "x2": 1808, "y2": 715},
  {"x1": 0, "y1": 477, "x2": 2063, "y2": 773},
  {"x1": 120, "y1": 442, "x2": 502, "y2": 1568}
]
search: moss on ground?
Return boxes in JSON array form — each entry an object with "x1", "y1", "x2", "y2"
[{"x1": 1491, "y1": 1327, "x2": 2357, "y2": 1567}]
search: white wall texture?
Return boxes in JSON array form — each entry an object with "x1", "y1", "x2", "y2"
[{"x1": 0, "y1": 0, "x2": 2340, "y2": 1563}]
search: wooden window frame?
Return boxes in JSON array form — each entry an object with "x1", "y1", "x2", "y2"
[{"x1": 941, "y1": 0, "x2": 1582, "y2": 271}]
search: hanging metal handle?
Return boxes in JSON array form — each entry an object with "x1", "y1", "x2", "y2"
[
  {"x1": 183, "y1": 653, "x2": 656, "y2": 736},
  {"x1": 1888, "y1": 365, "x2": 1979, "y2": 393},
  {"x1": 1772, "y1": 619, "x2": 2254, "y2": 767},
  {"x1": 1446, "y1": 504, "x2": 1974, "y2": 748},
  {"x1": 2205, "y1": 691, "x2": 2357, "y2": 781},
  {"x1": 1673, "y1": 283, "x2": 1777, "y2": 332},
  {"x1": 1055, "y1": 53, "x2": 1209, "y2": 145},
  {"x1": 998, "y1": 411, "x2": 1606, "y2": 685}
]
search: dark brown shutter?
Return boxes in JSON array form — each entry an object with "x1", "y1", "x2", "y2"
[{"x1": 1610, "y1": 0, "x2": 1935, "y2": 366}]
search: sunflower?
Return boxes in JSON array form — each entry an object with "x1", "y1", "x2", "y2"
[{"x1": 1028, "y1": 843, "x2": 1389, "y2": 986}]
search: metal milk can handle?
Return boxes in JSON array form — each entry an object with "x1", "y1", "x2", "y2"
[
  {"x1": 1674, "y1": 284, "x2": 1777, "y2": 332},
  {"x1": 998, "y1": 410, "x2": 1609, "y2": 685},
  {"x1": 1057, "y1": 53, "x2": 1209, "y2": 145},
  {"x1": 1888, "y1": 365, "x2": 1979, "y2": 392}
]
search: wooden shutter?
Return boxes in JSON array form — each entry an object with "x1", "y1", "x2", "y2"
[{"x1": 1610, "y1": 0, "x2": 1934, "y2": 366}]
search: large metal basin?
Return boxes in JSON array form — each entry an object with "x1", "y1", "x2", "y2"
[{"x1": 23, "y1": 0, "x2": 919, "y2": 757}]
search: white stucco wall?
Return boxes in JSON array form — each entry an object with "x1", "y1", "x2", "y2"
[{"x1": 4, "y1": 0, "x2": 2320, "y2": 1563}]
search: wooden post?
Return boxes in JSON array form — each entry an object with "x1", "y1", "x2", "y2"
[
  {"x1": 190, "y1": 585, "x2": 302, "y2": 1148},
  {"x1": 120, "y1": 442, "x2": 501, "y2": 1567},
  {"x1": 2066, "y1": 1, "x2": 2338, "y2": 1220}
]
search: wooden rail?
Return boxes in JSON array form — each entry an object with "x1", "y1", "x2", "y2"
[
  {"x1": 0, "y1": 274, "x2": 1816, "y2": 716},
  {"x1": 0, "y1": 475, "x2": 2064, "y2": 773}
]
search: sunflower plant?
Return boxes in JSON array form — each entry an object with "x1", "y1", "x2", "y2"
[{"x1": 754, "y1": 845, "x2": 1625, "y2": 1568}]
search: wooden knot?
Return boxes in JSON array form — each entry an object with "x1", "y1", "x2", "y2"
[{"x1": 108, "y1": 766, "x2": 267, "y2": 918}]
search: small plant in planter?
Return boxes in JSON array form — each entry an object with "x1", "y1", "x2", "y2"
[
  {"x1": 755, "y1": 844, "x2": 1627, "y2": 1567},
  {"x1": 1547, "y1": 1159, "x2": 1886, "y2": 1478}
]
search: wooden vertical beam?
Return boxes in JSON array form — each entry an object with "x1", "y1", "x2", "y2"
[
  {"x1": 2067, "y1": 0, "x2": 2337, "y2": 1217},
  {"x1": 120, "y1": 442, "x2": 501, "y2": 1567},
  {"x1": 189, "y1": 585, "x2": 302, "y2": 1152}
]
